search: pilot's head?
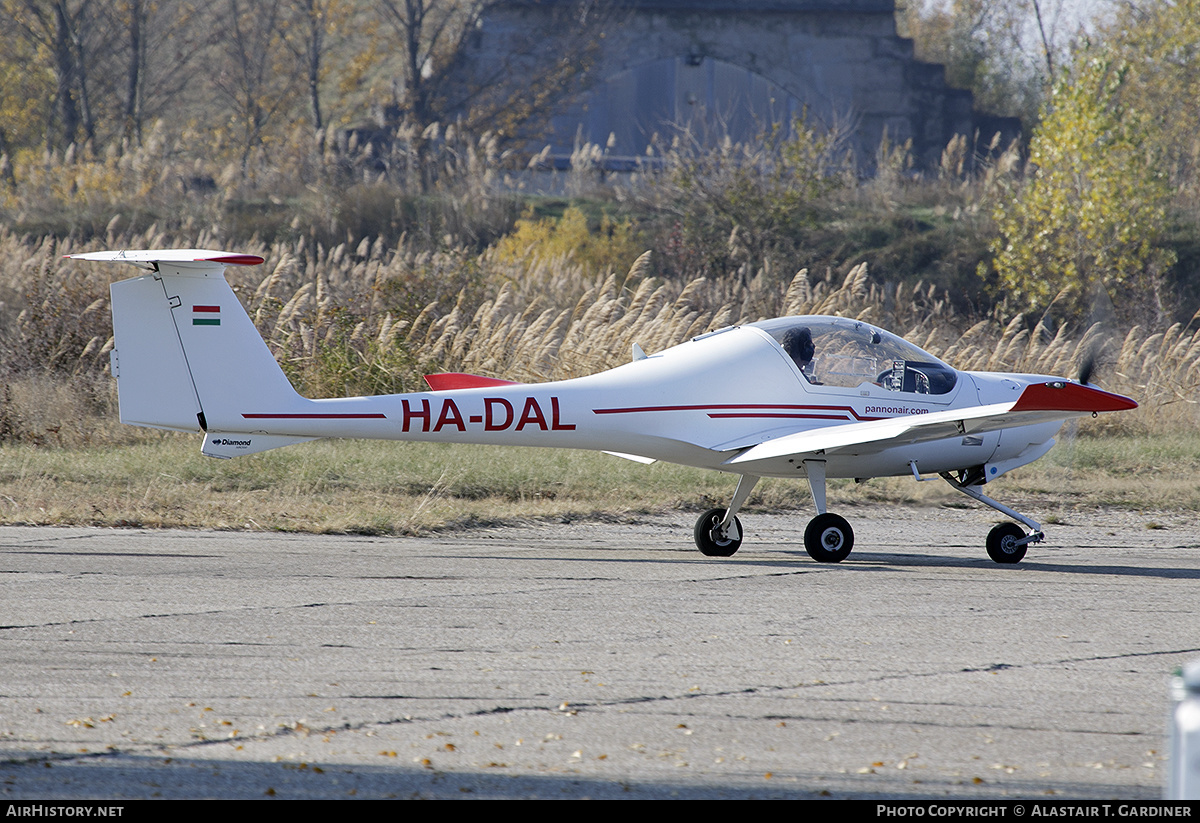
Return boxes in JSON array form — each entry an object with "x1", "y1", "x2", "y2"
[{"x1": 781, "y1": 326, "x2": 815, "y2": 368}]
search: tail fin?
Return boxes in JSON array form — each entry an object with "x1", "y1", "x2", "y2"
[{"x1": 71, "y1": 250, "x2": 312, "y2": 455}]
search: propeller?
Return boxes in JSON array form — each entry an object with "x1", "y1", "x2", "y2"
[
  {"x1": 1076, "y1": 346, "x2": 1096, "y2": 386},
  {"x1": 1075, "y1": 283, "x2": 1116, "y2": 387},
  {"x1": 1060, "y1": 284, "x2": 1117, "y2": 490}
]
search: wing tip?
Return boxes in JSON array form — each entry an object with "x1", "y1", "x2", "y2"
[{"x1": 196, "y1": 254, "x2": 265, "y2": 266}]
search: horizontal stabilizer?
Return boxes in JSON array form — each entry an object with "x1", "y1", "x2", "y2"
[{"x1": 67, "y1": 249, "x2": 265, "y2": 268}]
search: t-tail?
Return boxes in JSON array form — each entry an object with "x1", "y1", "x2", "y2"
[{"x1": 69, "y1": 249, "x2": 317, "y2": 458}]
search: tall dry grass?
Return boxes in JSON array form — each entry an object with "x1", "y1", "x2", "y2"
[{"x1": 2, "y1": 230, "x2": 1198, "y2": 447}]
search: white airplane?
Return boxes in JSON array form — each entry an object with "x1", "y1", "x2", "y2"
[{"x1": 70, "y1": 249, "x2": 1137, "y2": 564}]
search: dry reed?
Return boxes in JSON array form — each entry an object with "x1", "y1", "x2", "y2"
[{"x1": 2, "y1": 230, "x2": 1197, "y2": 447}]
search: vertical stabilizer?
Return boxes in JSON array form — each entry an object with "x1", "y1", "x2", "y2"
[
  {"x1": 72, "y1": 250, "x2": 306, "y2": 435},
  {"x1": 154, "y1": 259, "x2": 306, "y2": 432}
]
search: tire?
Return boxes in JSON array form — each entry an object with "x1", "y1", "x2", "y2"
[
  {"x1": 694, "y1": 508, "x2": 742, "y2": 557},
  {"x1": 987, "y1": 522, "x2": 1027, "y2": 564},
  {"x1": 804, "y1": 512, "x2": 854, "y2": 562}
]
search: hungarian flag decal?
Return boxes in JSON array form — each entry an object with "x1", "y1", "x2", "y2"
[{"x1": 193, "y1": 305, "x2": 220, "y2": 326}]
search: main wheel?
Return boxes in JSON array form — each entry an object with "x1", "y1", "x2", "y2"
[
  {"x1": 804, "y1": 513, "x2": 854, "y2": 562},
  {"x1": 694, "y1": 508, "x2": 742, "y2": 557},
  {"x1": 986, "y1": 522, "x2": 1027, "y2": 564}
]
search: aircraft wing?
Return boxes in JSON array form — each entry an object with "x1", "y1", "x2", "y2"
[{"x1": 723, "y1": 381, "x2": 1136, "y2": 469}]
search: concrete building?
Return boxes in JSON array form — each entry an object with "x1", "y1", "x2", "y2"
[{"x1": 471, "y1": 0, "x2": 1019, "y2": 170}]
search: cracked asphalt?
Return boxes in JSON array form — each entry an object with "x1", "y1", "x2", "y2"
[{"x1": 1, "y1": 506, "x2": 1197, "y2": 799}]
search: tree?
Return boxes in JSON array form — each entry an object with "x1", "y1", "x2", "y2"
[
  {"x1": 0, "y1": 0, "x2": 99, "y2": 152},
  {"x1": 210, "y1": 0, "x2": 300, "y2": 169},
  {"x1": 372, "y1": 0, "x2": 471, "y2": 130},
  {"x1": 0, "y1": 14, "x2": 54, "y2": 158},
  {"x1": 104, "y1": 0, "x2": 207, "y2": 147},
  {"x1": 898, "y1": 0, "x2": 1077, "y2": 126},
  {"x1": 120, "y1": 0, "x2": 145, "y2": 143},
  {"x1": 986, "y1": 49, "x2": 1175, "y2": 319},
  {"x1": 370, "y1": 0, "x2": 608, "y2": 139},
  {"x1": 1101, "y1": 0, "x2": 1200, "y2": 193},
  {"x1": 0, "y1": 0, "x2": 204, "y2": 155},
  {"x1": 280, "y1": 0, "x2": 360, "y2": 136},
  {"x1": 95, "y1": 0, "x2": 201, "y2": 146}
]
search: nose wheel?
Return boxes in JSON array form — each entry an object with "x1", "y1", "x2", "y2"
[
  {"x1": 986, "y1": 522, "x2": 1032, "y2": 563},
  {"x1": 941, "y1": 471, "x2": 1043, "y2": 564}
]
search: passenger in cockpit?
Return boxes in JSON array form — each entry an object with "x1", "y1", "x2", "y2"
[{"x1": 780, "y1": 326, "x2": 815, "y2": 380}]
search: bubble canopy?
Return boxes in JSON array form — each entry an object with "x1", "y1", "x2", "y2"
[{"x1": 750, "y1": 316, "x2": 959, "y2": 395}]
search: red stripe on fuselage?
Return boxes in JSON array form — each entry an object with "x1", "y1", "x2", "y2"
[
  {"x1": 592, "y1": 403, "x2": 885, "y2": 421},
  {"x1": 241, "y1": 413, "x2": 387, "y2": 419},
  {"x1": 707, "y1": 412, "x2": 865, "y2": 420}
]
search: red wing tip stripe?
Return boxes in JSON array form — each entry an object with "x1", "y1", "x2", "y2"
[
  {"x1": 193, "y1": 305, "x2": 221, "y2": 312},
  {"x1": 241, "y1": 413, "x2": 387, "y2": 419},
  {"x1": 199, "y1": 254, "x2": 265, "y2": 266}
]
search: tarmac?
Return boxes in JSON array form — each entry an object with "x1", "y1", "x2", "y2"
[{"x1": 1, "y1": 505, "x2": 1197, "y2": 799}]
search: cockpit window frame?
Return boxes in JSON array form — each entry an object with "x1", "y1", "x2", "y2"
[{"x1": 749, "y1": 316, "x2": 959, "y2": 396}]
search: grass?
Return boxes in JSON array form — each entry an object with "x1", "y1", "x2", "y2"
[
  {"x1": 4, "y1": 228, "x2": 1200, "y2": 446},
  {"x1": 1, "y1": 218, "x2": 1197, "y2": 535},
  {"x1": 3, "y1": 433, "x2": 1198, "y2": 534},
  {"x1": 0, "y1": 437, "x2": 796, "y2": 533}
]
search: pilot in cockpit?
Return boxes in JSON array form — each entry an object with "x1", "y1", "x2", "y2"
[{"x1": 780, "y1": 326, "x2": 816, "y2": 381}]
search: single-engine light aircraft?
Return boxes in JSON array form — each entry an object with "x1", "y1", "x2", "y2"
[{"x1": 70, "y1": 249, "x2": 1137, "y2": 564}]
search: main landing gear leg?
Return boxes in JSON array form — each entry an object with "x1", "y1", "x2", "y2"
[
  {"x1": 803, "y1": 459, "x2": 853, "y2": 562},
  {"x1": 940, "y1": 471, "x2": 1044, "y2": 564},
  {"x1": 693, "y1": 474, "x2": 759, "y2": 557}
]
